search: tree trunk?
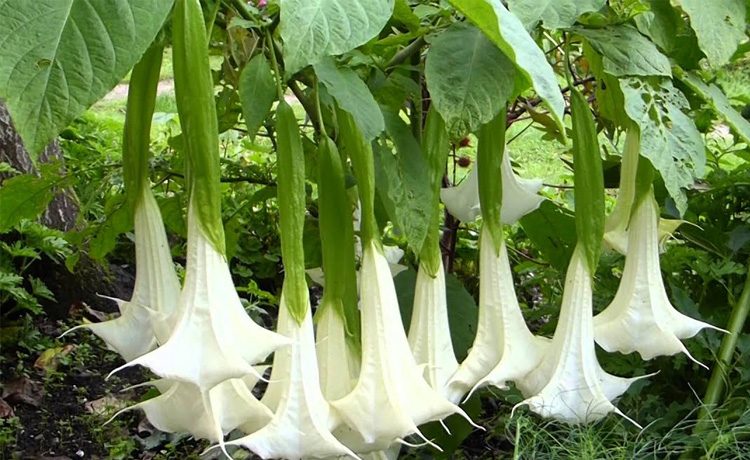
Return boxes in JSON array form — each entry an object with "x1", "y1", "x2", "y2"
[{"x1": 0, "y1": 102, "x2": 79, "y2": 231}]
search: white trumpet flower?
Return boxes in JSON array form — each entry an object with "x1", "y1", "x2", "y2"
[
  {"x1": 331, "y1": 241, "x2": 473, "y2": 451},
  {"x1": 65, "y1": 189, "x2": 180, "y2": 361},
  {"x1": 307, "y1": 244, "x2": 407, "y2": 288},
  {"x1": 595, "y1": 194, "x2": 723, "y2": 364},
  {"x1": 440, "y1": 150, "x2": 544, "y2": 225},
  {"x1": 113, "y1": 205, "x2": 289, "y2": 390},
  {"x1": 114, "y1": 368, "x2": 270, "y2": 442},
  {"x1": 446, "y1": 227, "x2": 548, "y2": 404},
  {"x1": 516, "y1": 247, "x2": 643, "y2": 425},
  {"x1": 229, "y1": 299, "x2": 358, "y2": 460},
  {"x1": 407, "y1": 259, "x2": 459, "y2": 394},
  {"x1": 316, "y1": 304, "x2": 360, "y2": 402}
]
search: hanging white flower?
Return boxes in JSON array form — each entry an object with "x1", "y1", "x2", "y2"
[
  {"x1": 440, "y1": 150, "x2": 544, "y2": 225},
  {"x1": 112, "y1": 205, "x2": 289, "y2": 390},
  {"x1": 407, "y1": 258, "x2": 460, "y2": 394},
  {"x1": 595, "y1": 193, "x2": 724, "y2": 364},
  {"x1": 64, "y1": 189, "x2": 181, "y2": 361},
  {"x1": 331, "y1": 241, "x2": 474, "y2": 452},
  {"x1": 445, "y1": 226, "x2": 548, "y2": 404},
  {"x1": 516, "y1": 247, "x2": 644, "y2": 425},
  {"x1": 316, "y1": 303, "x2": 360, "y2": 402},
  {"x1": 228, "y1": 298, "x2": 358, "y2": 460}
]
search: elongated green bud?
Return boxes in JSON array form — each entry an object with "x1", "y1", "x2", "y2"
[
  {"x1": 570, "y1": 88, "x2": 604, "y2": 274},
  {"x1": 173, "y1": 0, "x2": 225, "y2": 255},
  {"x1": 477, "y1": 110, "x2": 506, "y2": 254},
  {"x1": 123, "y1": 44, "x2": 163, "y2": 211},
  {"x1": 317, "y1": 135, "x2": 360, "y2": 338},
  {"x1": 276, "y1": 100, "x2": 308, "y2": 324}
]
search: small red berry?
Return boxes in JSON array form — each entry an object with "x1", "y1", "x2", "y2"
[
  {"x1": 457, "y1": 156, "x2": 471, "y2": 167},
  {"x1": 458, "y1": 137, "x2": 471, "y2": 148}
]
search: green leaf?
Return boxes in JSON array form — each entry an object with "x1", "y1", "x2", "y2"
[
  {"x1": 677, "y1": 70, "x2": 750, "y2": 145},
  {"x1": 239, "y1": 54, "x2": 277, "y2": 140},
  {"x1": 315, "y1": 57, "x2": 384, "y2": 141},
  {"x1": 634, "y1": 0, "x2": 703, "y2": 69},
  {"x1": 570, "y1": 89, "x2": 604, "y2": 273},
  {"x1": 575, "y1": 25, "x2": 671, "y2": 77},
  {"x1": 0, "y1": 164, "x2": 64, "y2": 233},
  {"x1": 677, "y1": 0, "x2": 746, "y2": 67},
  {"x1": 620, "y1": 78, "x2": 704, "y2": 215},
  {"x1": 393, "y1": 0, "x2": 421, "y2": 31},
  {"x1": 508, "y1": 0, "x2": 606, "y2": 30},
  {"x1": 0, "y1": 0, "x2": 174, "y2": 156},
  {"x1": 425, "y1": 23, "x2": 516, "y2": 138},
  {"x1": 448, "y1": 0, "x2": 565, "y2": 130},
  {"x1": 374, "y1": 110, "x2": 432, "y2": 256},
  {"x1": 394, "y1": 269, "x2": 478, "y2": 361},
  {"x1": 279, "y1": 0, "x2": 395, "y2": 74},
  {"x1": 477, "y1": 111, "x2": 506, "y2": 253},
  {"x1": 90, "y1": 197, "x2": 133, "y2": 261},
  {"x1": 520, "y1": 200, "x2": 577, "y2": 271}
]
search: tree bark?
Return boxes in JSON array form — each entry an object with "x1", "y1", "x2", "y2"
[{"x1": 0, "y1": 102, "x2": 79, "y2": 231}]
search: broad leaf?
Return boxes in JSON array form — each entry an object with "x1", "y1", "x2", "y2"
[
  {"x1": 621, "y1": 78, "x2": 704, "y2": 215},
  {"x1": 570, "y1": 89, "x2": 605, "y2": 273},
  {"x1": 678, "y1": 70, "x2": 750, "y2": 145},
  {"x1": 394, "y1": 269, "x2": 479, "y2": 361},
  {"x1": 634, "y1": 0, "x2": 703, "y2": 69},
  {"x1": 315, "y1": 58, "x2": 384, "y2": 141},
  {"x1": 425, "y1": 23, "x2": 515, "y2": 138},
  {"x1": 0, "y1": 164, "x2": 65, "y2": 233},
  {"x1": 374, "y1": 110, "x2": 432, "y2": 256},
  {"x1": 677, "y1": 0, "x2": 746, "y2": 67},
  {"x1": 0, "y1": 0, "x2": 174, "y2": 156},
  {"x1": 89, "y1": 198, "x2": 133, "y2": 261},
  {"x1": 279, "y1": 0, "x2": 395, "y2": 74},
  {"x1": 449, "y1": 0, "x2": 565, "y2": 130},
  {"x1": 520, "y1": 200, "x2": 577, "y2": 271},
  {"x1": 239, "y1": 54, "x2": 277, "y2": 140},
  {"x1": 576, "y1": 25, "x2": 671, "y2": 77},
  {"x1": 508, "y1": 0, "x2": 605, "y2": 30}
]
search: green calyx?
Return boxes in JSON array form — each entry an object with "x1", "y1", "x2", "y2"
[
  {"x1": 276, "y1": 100, "x2": 309, "y2": 324},
  {"x1": 337, "y1": 108, "x2": 380, "y2": 248},
  {"x1": 570, "y1": 88, "x2": 605, "y2": 275},
  {"x1": 123, "y1": 43, "x2": 163, "y2": 211},
  {"x1": 173, "y1": 0, "x2": 225, "y2": 256},
  {"x1": 477, "y1": 110, "x2": 507, "y2": 254},
  {"x1": 420, "y1": 107, "x2": 450, "y2": 277},
  {"x1": 317, "y1": 135, "x2": 360, "y2": 339}
]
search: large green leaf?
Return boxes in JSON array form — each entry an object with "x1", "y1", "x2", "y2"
[
  {"x1": 508, "y1": 0, "x2": 605, "y2": 30},
  {"x1": 374, "y1": 110, "x2": 432, "y2": 256},
  {"x1": 621, "y1": 78, "x2": 704, "y2": 215},
  {"x1": 520, "y1": 200, "x2": 576, "y2": 271},
  {"x1": 678, "y1": 70, "x2": 750, "y2": 146},
  {"x1": 575, "y1": 25, "x2": 671, "y2": 77},
  {"x1": 677, "y1": 0, "x2": 746, "y2": 67},
  {"x1": 314, "y1": 57, "x2": 384, "y2": 141},
  {"x1": 239, "y1": 54, "x2": 277, "y2": 140},
  {"x1": 570, "y1": 88, "x2": 604, "y2": 274},
  {"x1": 279, "y1": 0, "x2": 395, "y2": 75},
  {"x1": 0, "y1": 164, "x2": 66, "y2": 233},
  {"x1": 0, "y1": 0, "x2": 174, "y2": 156},
  {"x1": 448, "y1": 0, "x2": 565, "y2": 130},
  {"x1": 394, "y1": 269, "x2": 478, "y2": 362},
  {"x1": 634, "y1": 0, "x2": 703, "y2": 69},
  {"x1": 425, "y1": 23, "x2": 515, "y2": 138}
]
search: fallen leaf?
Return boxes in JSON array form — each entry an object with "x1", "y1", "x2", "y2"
[
  {"x1": 2, "y1": 377, "x2": 43, "y2": 406},
  {"x1": 34, "y1": 345, "x2": 76, "y2": 372},
  {"x1": 84, "y1": 395, "x2": 127, "y2": 416},
  {"x1": 0, "y1": 398, "x2": 14, "y2": 418}
]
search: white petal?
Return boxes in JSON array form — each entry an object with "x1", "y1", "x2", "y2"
[
  {"x1": 595, "y1": 195, "x2": 723, "y2": 363},
  {"x1": 307, "y1": 267, "x2": 327, "y2": 287},
  {"x1": 70, "y1": 189, "x2": 180, "y2": 360},
  {"x1": 440, "y1": 150, "x2": 544, "y2": 225},
  {"x1": 517, "y1": 248, "x2": 643, "y2": 425},
  {"x1": 407, "y1": 259, "x2": 459, "y2": 394},
  {"x1": 114, "y1": 205, "x2": 289, "y2": 390},
  {"x1": 230, "y1": 302, "x2": 358, "y2": 460},
  {"x1": 331, "y1": 241, "x2": 472, "y2": 451},
  {"x1": 446, "y1": 227, "x2": 548, "y2": 404}
]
